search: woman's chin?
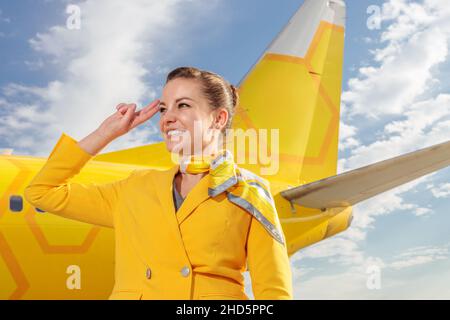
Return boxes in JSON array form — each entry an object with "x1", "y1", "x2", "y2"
[{"x1": 165, "y1": 141, "x2": 189, "y2": 155}]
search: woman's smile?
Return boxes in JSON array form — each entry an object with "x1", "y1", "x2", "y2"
[{"x1": 167, "y1": 129, "x2": 186, "y2": 137}]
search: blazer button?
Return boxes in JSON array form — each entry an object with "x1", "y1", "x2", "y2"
[
  {"x1": 146, "y1": 267, "x2": 152, "y2": 279},
  {"x1": 180, "y1": 266, "x2": 190, "y2": 277}
]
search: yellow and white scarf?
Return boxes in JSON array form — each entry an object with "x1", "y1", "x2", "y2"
[{"x1": 178, "y1": 149, "x2": 285, "y2": 245}]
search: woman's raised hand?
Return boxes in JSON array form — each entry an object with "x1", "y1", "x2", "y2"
[
  {"x1": 77, "y1": 99, "x2": 160, "y2": 156},
  {"x1": 97, "y1": 99, "x2": 160, "y2": 142}
]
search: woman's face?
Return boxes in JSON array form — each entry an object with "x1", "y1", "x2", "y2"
[{"x1": 158, "y1": 78, "x2": 227, "y2": 156}]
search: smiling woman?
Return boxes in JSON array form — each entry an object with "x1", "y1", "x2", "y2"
[
  {"x1": 24, "y1": 66, "x2": 293, "y2": 300},
  {"x1": 158, "y1": 67, "x2": 240, "y2": 200},
  {"x1": 158, "y1": 67, "x2": 238, "y2": 161}
]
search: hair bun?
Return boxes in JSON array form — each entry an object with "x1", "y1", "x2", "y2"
[{"x1": 229, "y1": 84, "x2": 239, "y2": 108}]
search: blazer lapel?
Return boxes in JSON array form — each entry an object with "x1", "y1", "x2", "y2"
[
  {"x1": 150, "y1": 164, "x2": 185, "y2": 250},
  {"x1": 176, "y1": 173, "x2": 211, "y2": 225}
]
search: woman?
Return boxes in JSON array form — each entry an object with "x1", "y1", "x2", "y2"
[{"x1": 24, "y1": 66, "x2": 293, "y2": 300}]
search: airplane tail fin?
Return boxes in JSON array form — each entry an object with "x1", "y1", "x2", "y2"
[{"x1": 232, "y1": 0, "x2": 346, "y2": 186}]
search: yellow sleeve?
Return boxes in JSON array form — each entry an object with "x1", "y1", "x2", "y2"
[
  {"x1": 246, "y1": 216, "x2": 293, "y2": 300},
  {"x1": 24, "y1": 132, "x2": 131, "y2": 228}
]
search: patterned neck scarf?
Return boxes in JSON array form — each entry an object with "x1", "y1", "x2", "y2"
[{"x1": 178, "y1": 149, "x2": 285, "y2": 245}]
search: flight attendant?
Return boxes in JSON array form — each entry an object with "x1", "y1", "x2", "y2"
[{"x1": 24, "y1": 66, "x2": 293, "y2": 300}]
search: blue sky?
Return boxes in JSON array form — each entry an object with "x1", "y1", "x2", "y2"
[{"x1": 1, "y1": 0, "x2": 449, "y2": 299}]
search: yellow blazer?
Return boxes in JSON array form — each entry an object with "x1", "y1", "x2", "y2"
[{"x1": 24, "y1": 133, "x2": 293, "y2": 300}]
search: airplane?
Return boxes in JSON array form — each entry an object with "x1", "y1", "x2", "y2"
[{"x1": 1, "y1": 0, "x2": 449, "y2": 299}]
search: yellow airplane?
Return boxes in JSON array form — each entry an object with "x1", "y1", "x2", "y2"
[{"x1": 1, "y1": 0, "x2": 449, "y2": 299}]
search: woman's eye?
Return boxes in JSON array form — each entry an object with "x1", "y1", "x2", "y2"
[{"x1": 159, "y1": 103, "x2": 188, "y2": 113}]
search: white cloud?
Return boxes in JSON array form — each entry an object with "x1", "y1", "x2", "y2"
[
  {"x1": 389, "y1": 244, "x2": 449, "y2": 270},
  {"x1": 427, "y1": 182, "x2": 450, "y2": 198},
  {"x1": 342, "y1": 0, "x2": 449, "y2": 119},
  {"x1": 379, "y1": 0, "x2": 436, "y2": 43},
  {"x1": 24, "y1": 59, "x2": 45, "y2": 71},
  {"x1": 0, "y1": 0, "x2": 225, "y2": 156},
  {"x1": 292, "y1": 242, "x2": 450, "y2": 299},
  {"x1": 338, "y1": 121, "x2": 360, "y2": 151},
  {"x1": 294, "y1": 256, "x2": 450, "y2": 299},
  {"x1": 414, "y1": 207, "x2": 433, "y2": 216},
  {"x1": 294, "y1": 237, "x2": 365, "y2": 266},
  {"x1": 343, "y1": 27, "x2": 447, "y2": 118},
  {"x1": 292, "y1": 255, "x2": 388, "y2": 299}
]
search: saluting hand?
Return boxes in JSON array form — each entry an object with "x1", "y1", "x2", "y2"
[
  {"x1": 78, "y1": 99, "x2": 161, "y2": 156},
  {"x1": 97, "y1": 99, "x2": 161, "y2": 142}
]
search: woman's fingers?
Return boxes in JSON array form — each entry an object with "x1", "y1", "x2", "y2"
[
  {"x1": 116, "y1": 103, "x2": 128, "y2": 112},
  {"x1": 115, "y1": 99, "x2": 160, "y2": 130},
  {"x1": 122, "y1": 104, "x2": 136, "y2": 124},
  {"x1": 116, "y1": 100, "x2": 158, "y2": 114},
  {"x1": 116, "y1": 103, "x2": 129, "y2": 116},
  {"x1": 141, "y1": 99, "x2": 160, "y2": 114},
  {"x1": 116, "y1": 103, "x2": 137, "y2": 117},
  {"x1": 129, "y1": 99, "x2": 160, "y2": 128}
]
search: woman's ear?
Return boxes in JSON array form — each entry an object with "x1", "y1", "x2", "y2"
[{"x1": 213, "y1": 108, "x2": 228, "y2": 130}]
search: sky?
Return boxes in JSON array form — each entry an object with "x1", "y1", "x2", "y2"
[{"x1": 1, "y1": 0, "x2": 449, "y2": 299}]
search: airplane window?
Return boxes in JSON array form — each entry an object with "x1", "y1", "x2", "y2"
[{"x1": 9, "y1": 195, "x2": 23, "y2": 212}]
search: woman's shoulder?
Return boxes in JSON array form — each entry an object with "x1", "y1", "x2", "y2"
[{"x1": 118, "y1": 169, "x2": 156, "y2": 192}]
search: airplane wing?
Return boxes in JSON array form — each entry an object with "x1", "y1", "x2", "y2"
[
  {"x1": 280, "y1": 139, "x2": 450, "y2": 209},
  {"x1": 92, "y1": 140, "x2": 174, "y2": 170}
]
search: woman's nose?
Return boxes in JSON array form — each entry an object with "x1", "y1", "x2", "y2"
[
  {"x1": 160, "y1": 107, "x2": 178, "y2": 127},
  {"x1": 162, "y1": 107, "x2": 176, "y2": 120}
]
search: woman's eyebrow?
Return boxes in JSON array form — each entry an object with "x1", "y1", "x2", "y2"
[{"x1": 159, "y1": 97, "x2": 195, "y2": 106}]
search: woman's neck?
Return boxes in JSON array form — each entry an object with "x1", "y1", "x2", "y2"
[{"x1": 174, "y1": 170, "x2": 207, "y2": 198}]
